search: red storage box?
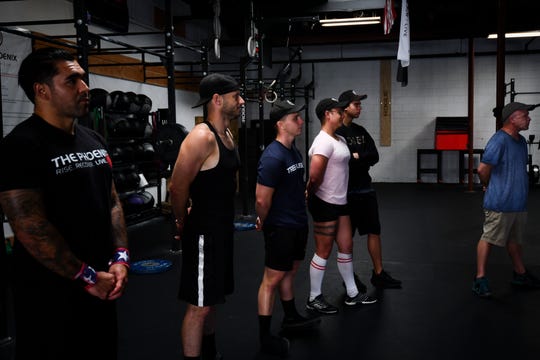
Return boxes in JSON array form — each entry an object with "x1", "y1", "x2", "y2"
[
  {"x1": 435, "y1": 132, "x2": 468, "y2": 150},
  {"x1": 434, "y1": 117, "x2": 469, "y2": 150}
]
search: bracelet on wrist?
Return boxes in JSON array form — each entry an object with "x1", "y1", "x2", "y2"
[
  {"x1": 108, "y1": 247, "x2": 130, "y2": 268},
  {"x1": 74, "y1": 263, "x2": 97, "y2": 289}
]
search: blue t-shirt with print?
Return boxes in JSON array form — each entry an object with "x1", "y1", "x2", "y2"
[
  {"x1": 482, "y1": 130, "x2": 528, "y2": 212},
  {"x1": 257, "y1": 140, "x2": 307, "y2": 228}
]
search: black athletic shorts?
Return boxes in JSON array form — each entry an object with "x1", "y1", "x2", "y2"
[
  {"x1": 263, "y1": 224, "x2": 308, "y2": 271},
  {"x1": 348, "y1": 191, "x2": 381, "y2": 236},
  {"x1": 179, "y1": 224, "x2": 234, "y2": 307},
  {"x1": 308, "y1": 194, "x2": 348, "y2": 222}
]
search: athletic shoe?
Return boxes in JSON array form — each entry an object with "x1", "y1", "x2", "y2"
[
  {"x1": 341, "y1": 273, "x2": 367, "y2": 293},
  {"x1": 344, "y1": 292, "x2": 378, "y2": 306},
  {"x1": 472, "y1": 277, "x2": 492, "y2": 298},
  {"x1": 281, "y1": 314, "x2": 321, "y2": 330},
  {"x1": 306, "y1": 295, "x2": 339, "y2": 315},
  {"x1": 511, "y1": 270, "x2": 540, "y2": 289},
  {"x1": 371, "y1": 269, "x2": 402, "y2": 289},
  {"x1": 260, "y1": 335, "x2": 289, "y2": 357}
]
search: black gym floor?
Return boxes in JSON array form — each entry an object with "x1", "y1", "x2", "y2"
[{"x1": 117, "y1": 183, "x2": 540, "y2": 360}]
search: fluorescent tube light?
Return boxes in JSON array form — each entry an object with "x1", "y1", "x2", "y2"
[
  {"x1": 487, "y1": 30, "x2": 540, "y2": 39},
  {"x1": 320, "y1": 16, "x2": 381, "y2": 27}
]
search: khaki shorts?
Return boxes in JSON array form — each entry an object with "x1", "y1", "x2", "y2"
[{"x1": 481, "y1": 210, "x2": 527, "y2": 247}]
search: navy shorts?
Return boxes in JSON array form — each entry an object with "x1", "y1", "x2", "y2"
[
  {"x1": 308, "y1": 194, "x2": 348, "y2": 222},
  {"x1": 348, "y1": 191, "x2": 381, "y2": 236},
  {"x1": 263, "y1": 224, "x2": 308, "y2": 271}
]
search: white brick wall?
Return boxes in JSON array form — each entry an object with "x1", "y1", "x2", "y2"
[{"x1": 299, "y1": 53, "x2": 540, "y2": 183}]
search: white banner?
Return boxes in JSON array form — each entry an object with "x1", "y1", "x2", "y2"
[
  {"x1": 1, "y1": 31, "x2": 33, "y2": 137},
  {"x1": 397, "y1": 0, "x2": 410, "y2": 67}
]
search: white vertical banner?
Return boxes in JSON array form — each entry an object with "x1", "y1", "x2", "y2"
[
  {"x1": 0, "y1": 31, "x2": 33, "y2": 137},
  {"x1": 397, "y1": 0, "x2": 410, "y2": 67}
]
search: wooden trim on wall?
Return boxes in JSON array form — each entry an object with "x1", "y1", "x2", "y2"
[
  {"x1": 33, "y1": 35, "x2": 199, "y2": 92},
  {"x1": 380, "y1": 59, "x2": 392, "y2": 146}
]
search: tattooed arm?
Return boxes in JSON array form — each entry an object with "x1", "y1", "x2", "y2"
[
  {"x1": 0, "y1": 188, "x2": 115, "y2": 300},
  {"x1": 107, "y1": 183, "x2": 129, "y2": 300}
]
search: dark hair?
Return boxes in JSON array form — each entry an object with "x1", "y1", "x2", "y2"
[{"x1": 18, "y1": 47, "x2": 76, "y2": 104}]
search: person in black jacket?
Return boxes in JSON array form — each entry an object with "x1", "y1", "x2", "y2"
[{"x1": 336, "y1": 90, "x2": 401, "y2": 289}]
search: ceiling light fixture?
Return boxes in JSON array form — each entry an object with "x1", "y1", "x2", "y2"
[
  {"x1": 487, "y1": 30, "x2": 540, "y2": 39},
  {"x1": 320, "y1": 16, "x2": 381, "y2": 27}
]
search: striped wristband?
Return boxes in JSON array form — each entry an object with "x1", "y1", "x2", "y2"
[
  {"x1": 108, "y1": 248, "x2": 130, "y2": 268},
  {"x1": 74, "y1": 263, "x2": 97, "y2": 289}
]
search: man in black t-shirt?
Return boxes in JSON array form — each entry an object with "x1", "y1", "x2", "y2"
[
  {"x1": 0, "y1": 48, "x2": 129, "y2": 360},
  {"x1": 336, "y1": 90, "x2": 401, "y2": 290}
]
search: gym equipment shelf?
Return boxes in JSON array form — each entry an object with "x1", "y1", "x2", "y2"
[{"x1": 417, "y1": 149, "x2": 483, "y2": 184}]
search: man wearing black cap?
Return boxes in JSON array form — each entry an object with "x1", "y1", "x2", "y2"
[
  {"x1": 306, "y1": 98, "x2": 377, "y2": 315},
  {"x1": 169, "y1": 73, "x2": 244, "y2": 359},
  {"x1": 336, "y1": 90, "x2": 402, "y2": 290},
  {"x1": 255, "y1": 100, "x2": 320, "y2": 356},
  {"x1": 473, "y1": 102, "x2": 540, "y2": 298}
]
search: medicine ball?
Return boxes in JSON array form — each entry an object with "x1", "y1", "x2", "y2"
[
  {"x1": 107, "y1": 115, "x2": 132, "y2": 138},
  {"x1": 110, "y1": 91, "x2": 130, "y2": 112},
  {"x1": 89, "y1": 88, "x2": 111, "y2": 110},
  {"x1": 155, "y1": 123, "x2": 188, "y2": 169},
  {"x1": 141, "y1": 142, "x2": 155, "y2": 161},
  {"x1": 113, "y1": 171, "x2": 127, "y2": 191},
  {"x1": 137, "y1": 94, "x2": 152, "y2": 114},
  {"x1": 126, "y1": 114, "x2": 148, "y2": 137},
  {"x1": 125, "y1": 92, "x2": 140, "y2": 113},
  {"x1": 122, "y1": 191, "x2": 155, "y2": 215},
  {"x1": 110, "y1": 146, "x2": 125, "y2": 162}
]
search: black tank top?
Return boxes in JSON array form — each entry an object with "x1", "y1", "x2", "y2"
[{"x1": 187, "y1": 121, "x2": 240, "y2": 228}]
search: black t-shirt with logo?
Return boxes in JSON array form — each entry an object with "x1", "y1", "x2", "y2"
[{"x1": 0, "y1": 114, "x2": 114, "y2": 280}]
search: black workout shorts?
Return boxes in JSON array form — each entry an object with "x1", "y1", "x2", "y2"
[
  {"x1": 263, "y1": 224, "x2": 308, "y2": 271},
  {"x1": 308, "y1": 194, "x2": 349, "y2": 222},
  {"x1": 348, "y1": 191, "x2": 381, "y2": 236},
  {"x1": 179, "y1": 225, "x2": 234, "y2": 307}
]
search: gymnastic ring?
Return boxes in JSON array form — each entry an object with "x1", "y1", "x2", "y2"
[
  {"x1": 264, "y1": 90, "x2": 277, "y2": 103},
  {"x1": 214, "y1": 38, "x2": 221, "y2": 60},
  {"x1": 247, "y1": 36, "x2": 257, "y2": 58}
]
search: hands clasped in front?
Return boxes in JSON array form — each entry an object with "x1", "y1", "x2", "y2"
[{"x1": 86, "y1": 264, "x2": 129, "y2": 301}]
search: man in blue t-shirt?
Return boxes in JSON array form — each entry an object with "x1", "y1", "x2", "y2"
[
  {"x1": 255, "y1": 100, "x2": 320, "y2": 357},
  {"x1": 473, "y1": 102, "x2": 540, "y2": 298}
]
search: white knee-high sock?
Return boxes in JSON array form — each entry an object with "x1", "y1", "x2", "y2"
[
  {"x1": 309, "y1": 254, "x2": 327, "y2": 301},
  {"x1": 337, "y1": 252, "x2": 358, "y2": 297}
]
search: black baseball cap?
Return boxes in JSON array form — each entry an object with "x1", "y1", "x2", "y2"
[
  {"x1": 192, "y1": 73, "x2": 240, "y2": 108},
  {"x1": 269, "y1": 100, "x2": 305, "y2": 123},
  {"x1": 338, "y1": 90, "x2": 367, "y2": 105},
  {"x1": 501, "y1": 102, "x2": 536, "y2": 122},
  {"x1": 315, "y1": 98, "x2": 348, "y2": 120}
]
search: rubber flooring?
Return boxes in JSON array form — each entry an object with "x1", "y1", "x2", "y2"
[{"x1": 117, "y1": 183, "x2": 540, "y2": 360}]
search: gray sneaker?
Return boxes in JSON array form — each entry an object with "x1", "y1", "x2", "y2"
[
  {"x1": 344, "y1": 292, "x2": 378, "y2": 306},
  {"x1": 306, "y1": 295, "x2": 338, "y2": 315}
]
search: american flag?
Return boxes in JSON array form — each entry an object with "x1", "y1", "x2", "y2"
[{"x1": 384, "y1": 0, "x2": 396, "y2": 35}]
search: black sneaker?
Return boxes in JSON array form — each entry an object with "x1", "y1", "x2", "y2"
[
  {"x1": 344, "y1": 292, "x2": 378, "y2": 306},
  {"x1": 260, "y1": 335, "x2": 289, "y2": 357},
  {"x1": 472, "y1": 276, "x2": 492, "y2": 298},
  {"x1": 511, "y1": 270, "x2": 540, "y2": 289},
  {"x1": 341, "y1": 273, "x2": 367, "y2": 293},
  {"x1": 306, "y1": 295, "x2": 338, "y2": 315},
  {"x1": 370, "y1": 269, "x2": 402, "y2": 289},
  {"x1": 281, "y1": 314, "x2": 321, "y2": 330}
]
